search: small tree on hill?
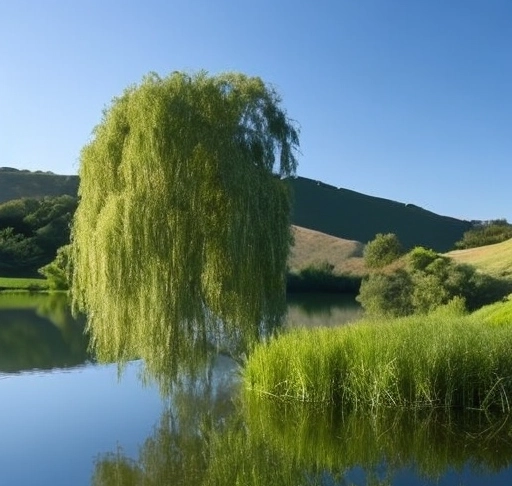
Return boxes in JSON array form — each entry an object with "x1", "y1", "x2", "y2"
[
  {"x1": 407, "y1": 246, "x2": 439, "y2": 271},
  {"x1": 363, "y1": 233, "x2": 404, "y2": 269}
]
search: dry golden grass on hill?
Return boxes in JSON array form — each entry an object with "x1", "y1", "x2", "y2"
[
  {"x1": 289, "y1": 225, "x2": 512, "y2": 283},
  {"x1": 289, "y1": 225, "x2": 366, "y2": 276},
  {"x1": 447, "y1": 238, "x2": 512, "y2": 279}
]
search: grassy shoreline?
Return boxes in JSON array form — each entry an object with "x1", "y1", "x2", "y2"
[
  {"x1": 0, "y1": 277, "x2": 49, "y2": 292},
  {"x1": 244, "y1": 298, "x2": 512, "y2": 411}
]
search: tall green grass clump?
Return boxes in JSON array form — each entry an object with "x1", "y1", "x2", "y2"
[
  {"x1": 244, "y1": 299, "x2": 512, "y2": 410},
  {"x1": 472, "y1": 297, "x2": 512, "y2": 327}
]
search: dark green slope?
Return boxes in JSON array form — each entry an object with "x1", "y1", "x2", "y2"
[
  {"x1": 0, "y1": 169, "x2": 472, "y2": 253},
  {"x1": 289, "y1": 177, "x2": 471, "y2": 252},
  {"x1": 0, "y1": 168, "x2": 78, "y2": 204}
]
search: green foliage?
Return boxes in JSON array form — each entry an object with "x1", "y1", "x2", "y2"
[
  {"x1": 0, "y1": 227, "x2": 43, "y2": 275},
  {"x1": 455, "y1": 219, "x2": 512, "y2": 249},
  {"x1": 357, "y1": 245, "x2": 512, "y2": 317},
  {"x1": 411, "y1": 272, "x2": 449, "y2": 314},
  {"x1": 0, "y1": 198, "x2": 39, "y2": 234},
  {"x1": 38, "y1": 244, "x2": 71, "y2": 290},
  {"x1": 244, "y1": 304, "x2": 512, "y2": 410},
  {"x1": 356, "y1": 269, "x2": 413, "y2": 317},
  {"x1": 26, "y1": 195, "x2": 76, "y2": 251},
  {"x1": 0, "y1": 227, "x2": 31, "y2": 255},
  {"x1": 71, "y1": 71, "x2": 299, "y2": 375},
  {"x1": 363, "y1": 232, "x2": 403, "y2": 269},
  {"x1": 407, "y1": 246, "x2": 439, "y2": 271},
  {"x1": 0, "y1": 195, "x2": 77, "y2": 277}
]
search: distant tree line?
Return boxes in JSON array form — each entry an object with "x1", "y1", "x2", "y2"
[
  {"x1": 0, "y1": 167, "x2": 55, "y2": 174},
  {"x1": 455, "y1": 219, "x2": 512, "y2": 249},
  {"x1": 0, "y1": 190, "x2": 509, "y2": 297},
  {"x1": 0, "y1": 195, "x2": 76, "y2": 277}
]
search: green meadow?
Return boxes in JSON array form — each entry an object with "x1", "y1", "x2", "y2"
[
  {"x1": 448, "y1": 237, "x2": 512, "y2": 279},
  {"x1": 0, "y1": 277, "x2": 49, "y2": 292}
]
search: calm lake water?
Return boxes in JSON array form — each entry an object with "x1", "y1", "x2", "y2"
[{"x1": 1, "y1": 293, "x2": 512, "y2": 486}]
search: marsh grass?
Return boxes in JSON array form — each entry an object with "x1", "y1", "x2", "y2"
[{"x1": 244, "y1": 299, "x2": 512, "y2": 410}]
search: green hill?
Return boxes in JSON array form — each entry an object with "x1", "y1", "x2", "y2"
[
  {"x1": 0, "y1": 168, "x2": 471, "y2": 253},
  {"x1": 0, "y1": 167, "x2": 78, "y2": 203},
  {"x1": 447, "y1": 238, "x2": 512, "y2": 280},
  {"x1": 289, "y1": 177, "x2": 471, "y2": 252}
]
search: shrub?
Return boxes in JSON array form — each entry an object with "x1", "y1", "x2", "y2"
[
  {"x1": 411, "y1": 272, "x2": 450, "y2": 314},
  {"x1": 363, "y1": 233, "x2": 403, "y2": 269},
  {"x1": 356, "y1": 270, "x2": 413, "y2": 317},
  {"x1": 357, "y1": 247, "x2": 512, "y2": 317},
  {"x1": 407, "y1": 246, "x2": 439, "y2": 271},
  {"x1": 455, "y1": 219, "x2": 512, "y2": 249},
  {"x1": 38, "y1": 244, "x2": 71, "y2": 290}
]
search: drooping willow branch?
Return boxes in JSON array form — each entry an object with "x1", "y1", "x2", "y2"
[{"x1": 71, "y1": 71, "x2": 299, "y2": 379}]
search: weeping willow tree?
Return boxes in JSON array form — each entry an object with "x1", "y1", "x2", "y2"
[{"x1": 71, "y1": 71, "x2": 299, "y2": 380}]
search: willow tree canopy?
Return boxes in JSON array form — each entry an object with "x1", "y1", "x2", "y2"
[{"x1": 71, "y1": 71, "x2": 299, "y2": 376}]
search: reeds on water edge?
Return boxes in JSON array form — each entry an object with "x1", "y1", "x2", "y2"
[{"x1": 243, "y1": 299, "x2": 512, "y2": 411}]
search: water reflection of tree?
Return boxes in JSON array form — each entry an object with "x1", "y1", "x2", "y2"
[
  {"x1": 88, "y1": 297, "x2": 512, "y2": 485},
  {"x1": 92, "y1": 367, "x2": 512, "y2": 485},
  {"x1": 0, "y1": 293, "x2": 90, "y2": 372},
  {"x1": 243, "y1": 398, "x2": 512, "y2": 482},
  {"x1": 93, "y1": 355, "x2": 237, "y2": 486},
  {"x1": 285, "y1": 293, "x2": 363, "y2": 328}
]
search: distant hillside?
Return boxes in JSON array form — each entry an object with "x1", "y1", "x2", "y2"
[
  {"x1": 0, "y1": 169, "x2": 472, "y2": 252},
  {"x1": 289, "y1": 177, "x2": 472, "y2": 252},
  {"x1": 289, "y1": 226, "x2": 365, "y2": 276},
  {"x1": 0, "y1": 168, "x2": 78, "y2": 203},
  {"x1": 447, "y1": 238, "x2": 512, "y2": 279}
]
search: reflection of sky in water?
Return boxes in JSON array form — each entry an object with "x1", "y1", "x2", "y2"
[
  {"x1": 2, "y1": 295, "x2": 512, "y2": 485},
  {"x1": 0, "y1": 362, "x2": 163, "y2": 486},
  {"x1": 344, "y1": 465, "x2": 512, "y2": 486}
]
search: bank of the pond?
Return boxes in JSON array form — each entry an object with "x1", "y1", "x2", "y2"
[
  {"x1": 244, "y1": 298, "x2": 512, "y2": 410},
  {"x1": 0, "y1": 276, "x2": 49, "y2": 292}
]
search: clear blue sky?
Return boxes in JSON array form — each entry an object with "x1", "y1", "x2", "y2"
[{"x1": 1, "y1": 0, "x2": 511, "y2": 222}]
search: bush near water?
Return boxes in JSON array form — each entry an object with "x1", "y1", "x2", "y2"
[{"x1": 358, "y1": 242, "x2": 512, "y2": 317}]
